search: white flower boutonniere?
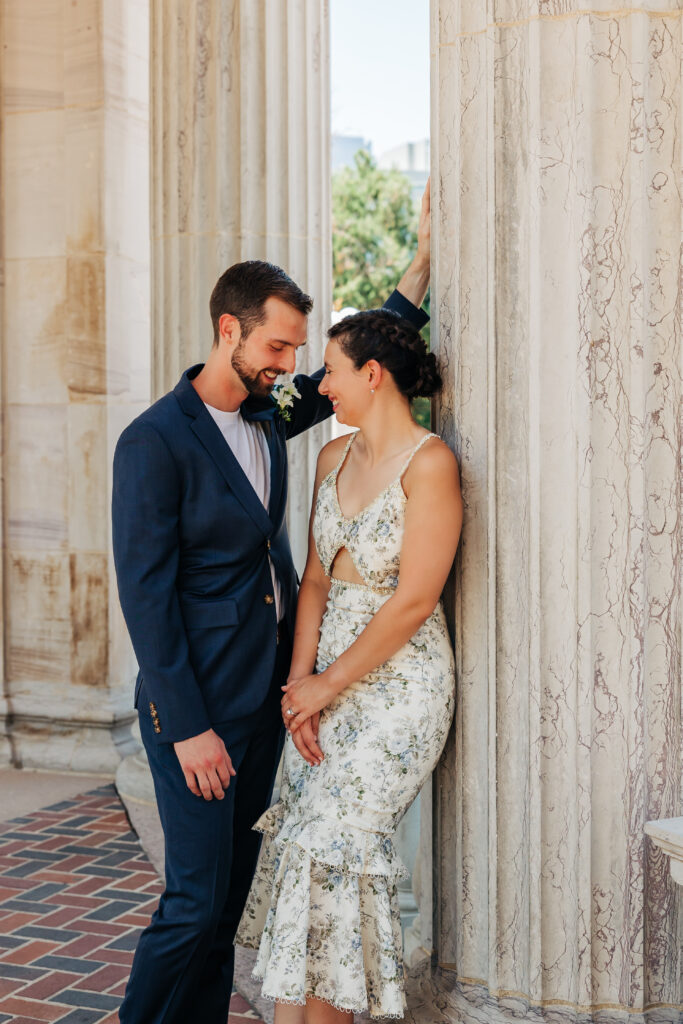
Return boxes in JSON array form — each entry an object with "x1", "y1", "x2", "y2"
[{"x1": 272, "y1": 379, "x2": 301, "y2": 422}]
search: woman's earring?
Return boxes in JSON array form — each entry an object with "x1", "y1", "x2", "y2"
[{"x1": 370, "y1": 388, "x2": 375, "y2": 394}]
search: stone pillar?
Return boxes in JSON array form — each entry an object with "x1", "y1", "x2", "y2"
[
  {"x1": 423, "y1": 1, "x2": 682, "y2": 1019},
  {"x1": 117, "y1": 0, "x2": 331, "y2": 808},
  {"x1": 150, "y1": 0, "x2": 331, "y2": 569},
  {"x1": 0, "y1": 0, "x2": 150, "y2": 771},
  {"x1": 0, "y1": 7, "x2": 8, "y2": 767}
]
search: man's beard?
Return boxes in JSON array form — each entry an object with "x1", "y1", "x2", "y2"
[{"x1": 231, "y1": 341, "x2": 279, "y2": 398}]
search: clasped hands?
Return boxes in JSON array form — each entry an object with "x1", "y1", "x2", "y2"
[
  {"x1": 173, "y1": 673, "x2": 337, "y2": 798},
  {"x1": 281, "y1": 671, "x2": 339, "y2": 768}
]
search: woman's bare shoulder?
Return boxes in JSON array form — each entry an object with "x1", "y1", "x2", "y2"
[{"x1": 404, "y1": 435, "x2": 460, "y2": 490}]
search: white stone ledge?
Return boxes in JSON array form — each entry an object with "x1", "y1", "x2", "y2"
[
  {"x1": 3, "y1": 713, "x2": 138, "y2": 773},
  {"x1": 645, "y1": 817, "x2": 683, "y2": 885}
]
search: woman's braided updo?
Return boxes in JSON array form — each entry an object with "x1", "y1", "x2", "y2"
[{"x1": 327, "y1": 309, "x2": 442, "y2": 400}]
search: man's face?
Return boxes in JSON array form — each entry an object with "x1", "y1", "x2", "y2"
[{"x1": 230, "y1": 296, "x2": 308, "y2": 397}]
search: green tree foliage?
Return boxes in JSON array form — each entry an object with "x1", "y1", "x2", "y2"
[
  {"x1": 332, "y1": 150, "x2": 418, "y2": 312},
  {"x1": 332, "y1": 150, "x2": 431, "y2": 428}
]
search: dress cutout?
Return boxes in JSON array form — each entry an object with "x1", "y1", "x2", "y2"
[{"x1": 315, "y1": 432, "x2": 437, "y2": 589}]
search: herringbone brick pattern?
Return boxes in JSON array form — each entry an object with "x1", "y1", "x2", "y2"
[{"x1": 0, "y1": 784, "x2": 264, "y2": 1023}]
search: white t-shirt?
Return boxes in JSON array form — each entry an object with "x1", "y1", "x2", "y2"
[{"x1": 204, "y1": 403, "x2": 283, "y2": 620}]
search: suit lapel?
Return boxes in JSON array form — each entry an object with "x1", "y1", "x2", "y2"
[
  {"x1": 175, "y1": 366, "x2": 275, "y2": 537},
  {"x1": 265, "y1": 426, "x2": 285, "y2": 520},
  {"x1": 190, "y1": 414, "x2": 274, "y2": 537}
]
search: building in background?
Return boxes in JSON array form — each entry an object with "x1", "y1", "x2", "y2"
[
  {"x1": 378, "y1": 137, "x2": 429, "y2": 200},
  {"x1": 333, "y1": 133, "x2": 429, "y2": 203},
  {"x1": 332, "y1": 133, "x2": 372, "y2": 171}
]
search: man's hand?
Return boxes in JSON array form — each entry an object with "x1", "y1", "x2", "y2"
[
  {"x1": 173, "y1": 728, "x2": 236, "y2": 800},
  {"x1": 290, "y1": 712, "x2": 324, "y2": 767},
  {"x1": 396, "y1": 177, "x2": 431, "y2": 308}
]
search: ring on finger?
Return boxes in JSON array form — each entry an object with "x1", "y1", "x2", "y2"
[{"x1": 286, "y1": 708, "x2": 296, "y2": 717}]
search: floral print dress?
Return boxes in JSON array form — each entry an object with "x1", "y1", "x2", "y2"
[{"x1": 235, "y1": 432, "x2": 456, "y2": 1019}]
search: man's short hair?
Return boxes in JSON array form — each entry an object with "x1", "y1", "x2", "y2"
[{"x1": 209, "y1": 260, "x2": 313, "y2": 344}]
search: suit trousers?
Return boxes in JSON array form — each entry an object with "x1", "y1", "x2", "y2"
[{"x1": 118, "y1": 637, "x2": 288, "y2": 1024}]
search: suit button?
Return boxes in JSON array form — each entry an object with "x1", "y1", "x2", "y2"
[
  {"x1": 266, "y1": 539, "x2": 271, "y2": 550},
  {"x1": 264, "y1": 594, "x2": 274, "y2": 605}
]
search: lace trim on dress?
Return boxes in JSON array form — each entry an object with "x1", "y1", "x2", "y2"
[
  {"x1": 328, "y1": 576, "x2": 396, "y2": 595},
  {"x1": 239, "y1": 806, "x2": 410, "y2": 1020},
  {"x1": 254, "y1": 989, "x2": 406, "y2": 1019}
]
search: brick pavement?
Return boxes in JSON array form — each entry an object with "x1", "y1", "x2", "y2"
[{"x1": 0, "y1": 784, "x2": 264, "y2": 1024}]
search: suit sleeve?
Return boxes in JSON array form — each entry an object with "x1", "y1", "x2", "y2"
[
  {"x1": 383, "y1": 288, "x2": 430, "y2": 330},
  {"x1": 285, "y1": 367, "x2": 332, "y2": 440},
  {"x1": 112, "y1": 420, "x2": 212, "y2": 744},
  {"x1": 285, "y1": 290, "x2": 429, "y2": 439}
]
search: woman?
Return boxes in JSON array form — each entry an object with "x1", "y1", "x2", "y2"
[{"x1": 236, "y1": 309, "x2": 462, "y2": 1022}]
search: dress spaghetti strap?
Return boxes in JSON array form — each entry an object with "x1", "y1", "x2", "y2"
[
  {"x1": 333, "y1": 432, "x2": 358, "y2": 478},
  {"x1": 398, "y1": 432, "x2": 438, "y2": 478}
]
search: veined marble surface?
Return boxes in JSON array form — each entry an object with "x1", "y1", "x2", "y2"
[
  {"x1": 430, "y1": 0, "x2": 682, "y2": 1015},
  {"x1": 150, "y1": 0, "x2": 332, "y2": 571},
  {"x1": 0, "y1": 0, "x2": 150, "y2": 769},
  {"x1": 115, "y1": 0, "x2": 335, "y2": 846}
]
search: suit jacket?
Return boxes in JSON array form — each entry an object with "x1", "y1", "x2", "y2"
[{"x1": 111, "y1": 290, "x2": 428, "y2": 744}]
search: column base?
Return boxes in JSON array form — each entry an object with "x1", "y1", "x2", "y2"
[
  {"x1": 403, "y1": 964, "x2": 682, "y2": 1024},
  {"x1": 0, "y1": 733, "x2": 12, "y2": 767},
  {"x1": 3, "y1": 711, "x2": 137, "y2": 774}
]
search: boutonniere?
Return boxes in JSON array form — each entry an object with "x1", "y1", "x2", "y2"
[{"x1": 272, "y1": 379, "x2": 301, "y2": 422}]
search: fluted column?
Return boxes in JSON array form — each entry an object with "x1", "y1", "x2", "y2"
[
  {"x1": 0, "y1": 0, "x2": 150, "y2": 770},
  {"x1": 427, "y1": 1, "x2": 682, "y2": 1019},
  {"x1": 151, "y1": 0, "x2": 331, "y2": 569}
]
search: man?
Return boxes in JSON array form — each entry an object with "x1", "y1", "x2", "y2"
[{"x1": 112, "y1": 201, "x2": 430, "y2": 1024}]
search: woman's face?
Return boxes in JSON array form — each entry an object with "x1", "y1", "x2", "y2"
[{"x1": 318, "y1": 339, "x2": 370, "y2": 425}]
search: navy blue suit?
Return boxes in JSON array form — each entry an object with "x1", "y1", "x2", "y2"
[{"x1": 112, "y1": 290, "x2": 428, "y2": 1024}]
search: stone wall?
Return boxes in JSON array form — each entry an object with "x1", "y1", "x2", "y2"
[
  {"x1": 428, "y1": 0, "x2": 682, "y2": 1017},
  {"x1": 0, "y1": 0, "x2": 150, "y2": 771},
  {"x1": 150, "y1": 0, "x2": 332, "y2": 569},
  {"x1": 116, "y1": 0, "x2": 332, "y2": 807}
]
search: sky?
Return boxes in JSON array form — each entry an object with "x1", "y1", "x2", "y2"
[{"x1": 330, "y1": 0, "x2": 430, "y2": 159}]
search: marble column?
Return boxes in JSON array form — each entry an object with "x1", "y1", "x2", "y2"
[
  {"x1": 0, "y1": 0, "x2": 150, "y2": 771},
  {"x1": 117, "y1": 0, "x2": 331, "y2": 807},
  {"x1": 150, "y1": 0, "x2": 332, "y2": 570},
  {"x1": 0, "y1": 14, "x2": 7, "y2": 767},
  {"x1": 421, "y1": 1, "x2": 683, "y2": 1020}
]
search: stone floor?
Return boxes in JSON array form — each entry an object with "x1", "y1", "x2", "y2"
[{"x1": 0, "y1": 782, "x2": 265, "y2": 1023}]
